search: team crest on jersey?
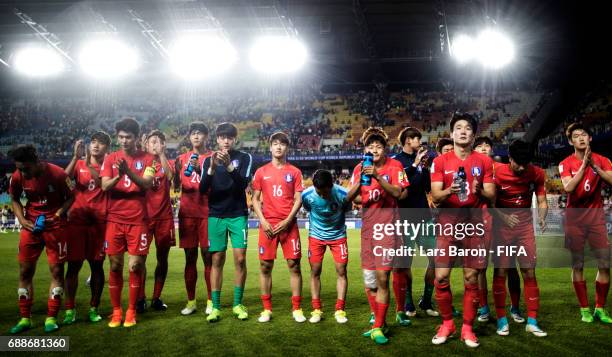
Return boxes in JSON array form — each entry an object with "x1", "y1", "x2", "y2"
[
  {"x1": 231, "y1": 159, "x2": 240, "y2": 168},
  {"x1": 285, "y1": 173, "x2": 293, "y2": 183},
  {"x1": 135, "y1": 161, "x2": 143, "y2": 170},
  {"x1": 471, "y1": 167, "x2": 481, "y2": 177}
]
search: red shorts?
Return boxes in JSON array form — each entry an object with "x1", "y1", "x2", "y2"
[
  {"x1": 149, "y1": 219, "x2": 176, "y2": 249},
  {"x1": 18, "y1": 228, "x2": 67, "y2": 264},
  {"x1": 104, "y1": 221, "x2": 151, "y2": 256},
  {"x1": 258, "y1": 219, "x2": 301, "y2": 260},
  {"x1": 493, "y1": 225, "x2": 537, "y2": 268},
  {"x1": 66, "y1": 222, "x2": 106, "y2": 262},
  {"x1": 360, "y1": 224, "x2": 398, "y2": 271},
  {"x1": 435, "y1": 234, "x2": 488, "y2": 269},
  {"x1": 308, "y1": 237, "x2": 348, "y2": 264},
  {"x1": 178, "y1": 217, "x2": 209, "y2": 249},
  {"x1": 565, "y1": 222, "x2": 610, "y2": 252}
]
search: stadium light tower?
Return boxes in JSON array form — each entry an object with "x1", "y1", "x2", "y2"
[
  {"x1": 14, "y1": 46, "x2": 65, "y2": 77},
  {"x1": 168, "y1": 34, "x2": 237, "y2": 80},
  {"x1": 249, "y1": 36, "x2": 308, "y2": 74},
  {"x1": 450, "y1": 29, "x2": 515, "y2": 69},
  {"x1": 78, "y1": 39, "x2": 140, "y2": 79}
]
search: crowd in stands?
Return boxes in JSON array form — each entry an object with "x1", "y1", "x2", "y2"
[{"x1": 0, "y1": 88, "x2": 547, "y2": 161}]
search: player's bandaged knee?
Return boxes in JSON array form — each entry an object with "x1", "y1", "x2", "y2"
[
  {"x1": 50, "y1": 286, "x2": 64, "y2": 299},
  {"x1": 18, "y1": 288, "x2": 29, "y2": 299},
  {"x1": 363, "y1": 269, "x2": 377, "y2": 289}
]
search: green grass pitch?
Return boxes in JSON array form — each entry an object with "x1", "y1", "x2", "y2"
[{"x1": 0, "y1": 229, "x2": 610, "y2": 356}]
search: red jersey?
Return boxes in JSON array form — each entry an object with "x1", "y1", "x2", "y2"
[
  {"x1": 252, "y1": 162, "x2": 304, "y2": 221},
  {"x1": 351, "y1": 157, "x2": 409, "y2": 209},
  {"x1": 430, "y1": 151, "x2": 494, "y2": 208},
  {"x1": 100, "y1": 150, "x2": 157, "y2": 225},
  {"x1": 559, "y1": 153, "x2": 612, "y2": 209},
  {"x1": 177, "y1": 151, "x2": 212, "y2": 219},
  {"x1": 146, "y1": 158, "x2": 174, "y2": 221},
  {"x1": 9, "y1": 162, "x2": 73, "y2": 229},
  {"x1": 494, "y1": 163, "x2": 546, "y2": 209},
  {"x1": 68, "y1": 159, "x2": 107, "y2": 224}
]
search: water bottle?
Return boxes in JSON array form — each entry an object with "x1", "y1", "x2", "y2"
[
  {"x1": 184, "y1": 153, "x2": 199, "y2": 177},
  {"x1": 454, "y1": 166, "x2": 468, "y2": 202},
  {"x1": 361, "y1": 152, "x2": 374, "y2": 186},
  {"x1": 33, "y1": 215, "x2": 45, "y2": 234}
]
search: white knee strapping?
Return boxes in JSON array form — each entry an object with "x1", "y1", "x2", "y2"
[
  {"x1": 363, "y1": 269, "x2": 377, "y2": 289},
  {"x1": 17, "y1": 288, "x2": 29, "y2": 299},
  {"x1": 50, "y1": 286, "x2": 64, "y2": 298}
]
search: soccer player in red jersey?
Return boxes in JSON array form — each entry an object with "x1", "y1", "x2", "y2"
[
  {"x1": 8, "y1": 145, "x2": 74, "y2": 334},
  {"x1": 430, "y1": 113, "x2": 496, "y2": 348},
  {"x1": 252, "y1": 132, "x2": 305, "y2": 323},
  {"x1": 491, "y1": 140, "x2": 548, "y2": 337},
  {"x1": 347, "y1": 127, "x2": 410, "y2": 345},
  {"x1": 100, "y1": 118, "x2": 157, "y2": 328},
  {"x1": 63, "y1": 132, "x2": 110, "y2": 325},
  {"x1": 138, "y1": 130, "x2": 176, "y2": 312},
  {"x1": 174, "y1": 122, "x2": 214, "y2": 316},
  {"x1": 474, "y1": 137, "x2": 524, "y2": 324},
  {"x1": 559, "y1": 122, "x2": 612, "y2": 323}
]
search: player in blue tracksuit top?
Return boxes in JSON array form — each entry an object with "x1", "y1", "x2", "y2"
[{"x1": 301, "y1": 170, "x2": 352, "y2": 323}]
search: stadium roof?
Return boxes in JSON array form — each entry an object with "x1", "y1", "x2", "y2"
[{"x1": 0, "y1": 0, "x2": 608, "y2": 88}]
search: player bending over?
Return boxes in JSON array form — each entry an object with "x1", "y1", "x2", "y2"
[
  {"x1": 302, "y1": 170, "x2": 351, "y2": 324},
  {"x1": 8, "y1": 145, "x2": 74, "y2": 333}
]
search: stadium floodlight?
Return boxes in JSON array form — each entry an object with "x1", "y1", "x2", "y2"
[
  {"x1": 249, "y1": 36, "x2": 308, "y2": 74},
  {"x1": 78, "y1": 39, "x2": 139, "y2": 79},
  {"x1": 450, "y1": 34, "x2": 476, "y2": 64},
  {"x1": 168, "y1": 35, "x2": 237, "y2": 80},
  {"x1": 475, "y1": 29, "x2": 515, "y2": 69},
  {"x1": 13, "y1": 47, "x2": 64, "y2": 77}
]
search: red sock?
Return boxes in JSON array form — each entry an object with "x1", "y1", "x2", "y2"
[
  {"x1": 463, "y1": 283, "x2": 479, "y2": 326},
  {"x1": 365, "y1": 288, "x2": 377, "y2": 312},
  {"x1": 435, "y1": 280, "x2": 453, "y2": 321},
  {"x1": 185, "y1": 262, "x2": 197, "y2": 301},
  {"x1": 109, "y1": 270, "x2": 123, "y2": 309},
  {"x1": 128, "y1": 271, "x2": 141, "y2": 311},
  {"x1": 204, "y1": 266, "x2": 212, "y2": 300},
  {"x1": 392, "y1": 272, "x2": 407, "y2": 312},
  {"x1": 373, "y1": 302, "x2": 389, "y2": 328},
  {"x1": 261, "y1": 294, "x2": 272, "y2": 311},
  {"x1": 19, "y1": 298, "x2": 32, "y2": 318},
  {"x1": 47, "y1": 297, "x2": 61, "y2": 318},
  {"x1": 493, "y1": 276, "x2": 507, "y2": 318},
  {"x1": 523, "y1": 277, "x2": 540, "y2": 319},
  {"x1": 479, "y1": 287, "x2": 488, "y2": 308},
  {"x1": 153, "y1": 279, "x2": 164, "y2": 300},
  {"x1": 335, "y1": 299, "x2": 345, "y2": 311},
  {"x1": 595, "y1": 281, "x2": 610, "y2": 308},
  {"x1": 573, "y1": 281, "x2": 589, "y2": 308},
  {"x1": 65, "y1": 298, "x2": 75, "y2": 310},
  {"x1": 312, "y1": 298, "x2": 322, "y2": 310},
  {"x1": 508, "y1": 269, "x2": 521, "y2": 307},
  {"x1": 138, "y1": 271, "x2": 146, "y2": 300},
  {"x1": 291, "y1": 295, "x2": 301, "y2": 311}
]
